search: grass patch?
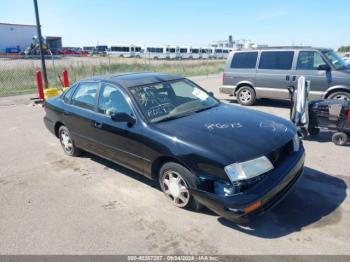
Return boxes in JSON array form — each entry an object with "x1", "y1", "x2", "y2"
[{"x1": 0, "y1": 58, "x2": 224, "y2": 95}]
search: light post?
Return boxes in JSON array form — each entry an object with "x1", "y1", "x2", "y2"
[{"x1": 33, "y1": 0, "x2": 48, "y2": 88}]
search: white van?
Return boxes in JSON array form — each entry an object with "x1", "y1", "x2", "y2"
[
  {"x1": 190, "y1": 47, "x2": 201, "y2": 59},
  {"x1": 165, "y1": 46, "x2": 180, "y2": 59},
  {"x1": 142, "y1": 46, "x2": 167, "y2": 59}
]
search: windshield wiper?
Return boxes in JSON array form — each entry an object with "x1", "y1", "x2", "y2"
[
  {"x1": 193, "y1": 103, "x2": 219, "y2": 113},
  {"x1": 154, "y1": 112, "x2": 194, "y2": 123}
]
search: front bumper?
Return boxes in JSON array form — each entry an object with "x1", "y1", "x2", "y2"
[{"x1": 190, "y1": 147, "x2": 305, "y2": 224}]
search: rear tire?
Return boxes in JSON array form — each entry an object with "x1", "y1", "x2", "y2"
[
  {"x1": 58, "y1": 126, "x2": 81, "y2": 156},
  {"x1": 159, "y1": 162, "x2": 202, "y2": 211},
  {"x1": 328, "y1": 91, "x2": 350, "y2": 101},
  {"x1": 237, "y1": 86, "x2": 256, "y2": 106},
  {"x1": 332, "y1": 132, "x2": 348, "y2": 146}
]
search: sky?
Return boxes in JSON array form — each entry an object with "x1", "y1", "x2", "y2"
[{"x1": 1, "y1": 0, "x2": 349, "y2": 48}]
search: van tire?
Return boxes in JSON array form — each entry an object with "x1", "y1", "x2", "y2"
[
  {"x1": 237, "y1": 86, "x2": 256, "y2": 106},
  {"x1": 332, "y1": 132, "x2": 348, "y2": 146},
  {"x1": 328, "y1": 91, "x2": 350, "y2": 101}
]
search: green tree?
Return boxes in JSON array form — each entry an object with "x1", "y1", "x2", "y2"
[{"x1": 338, "y1": 46, "x2": 350, "y2": 52}]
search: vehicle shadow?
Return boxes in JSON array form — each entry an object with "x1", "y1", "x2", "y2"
[
  {"x1": 304, "y1": 131, "x2": 350, "y2": 146},
  {"x1": 218, "y1": 167, "x2": 347, "y2": 238},
  {"x1": 81, "y1": 151, "x2": 159, "y2": 189}
]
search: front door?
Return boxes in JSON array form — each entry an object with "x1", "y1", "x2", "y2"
[
  {"x1": 292, "y1": 50, "x2": 330, "y2": 99},
  {"x1": 92, "y1": 83, "x2": 146, "y2": 174},
  {"x1": 255, "y1": 51, "x2": 295, "y2": 99}
]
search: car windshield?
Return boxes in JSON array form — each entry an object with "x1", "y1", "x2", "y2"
[
  {"x1": 129, "y1": 79, "x2": 219, "y2": 123},
  {"x1": 322, "y1": 50, "x2": 350, "y2": 70}
]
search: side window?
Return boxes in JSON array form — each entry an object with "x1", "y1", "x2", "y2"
[
  {"x1": 230, "y1": 52, "x2": 258, "y2": 69},
  {"x1": 98, "y1": 84, "x2": 132, "y2": 116},
  {"x1": 296, "y1": 51, "x2": 325, "y2": 70},
  {"x1": 71, "y1": 82, "x2": 98, "y2": 110},
  {"x1": 63, "y1": 84, "x2": 76, "y2": 103},
  {"x1": 259, "y1": 51, "x2": 294, "y2": 70}
]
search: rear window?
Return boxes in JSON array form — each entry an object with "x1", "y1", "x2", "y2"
[
  {"x1": 259, "y1": 51, "x2": 294, "y2": 70},
  {"x1": 230, "y1": 52, "x2": 258, "y2": 69}
]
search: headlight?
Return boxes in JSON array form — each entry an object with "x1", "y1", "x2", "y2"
[
  {"x1": 292, "y1": 133, "x2": 300, "y2": 152},
  {"x1": 224, "y1": 156, "x2": 274, "y2": 183}
]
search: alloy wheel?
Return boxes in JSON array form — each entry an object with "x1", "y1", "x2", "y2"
[
  {"x1": 161, "y1": 170, "x2": 190, "y2": 207},
  {"x1": 239, "y1": 89, "x2": 252, "y2": 103},
  {"x1": 332, "y1": 94, "x2": 349, "y2": 101},
  {"x1": 60, "y1": 129, "x2": 73, "y2": 154}
]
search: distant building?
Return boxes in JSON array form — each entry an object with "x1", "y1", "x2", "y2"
[
  {"x1": 0, "y1": 22, "x2": 37, "y2": 53},
  {"x1": 210, "y1": 35, "x2": 235, "y2": 48}
]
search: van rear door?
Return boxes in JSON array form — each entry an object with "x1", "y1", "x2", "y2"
[
  {"x1": 255, "y1": 51, "x2": 294, "y2": 99},
  {"x1": 223, "y1": 51, "x2": 258, "y2": 88}
]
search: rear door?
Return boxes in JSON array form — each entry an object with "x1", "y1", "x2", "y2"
[
  {"x1": 255, "y1": 51, "x2": 294, "y2": 99},
  {"x1": 223, "y1": 51, "x2": 258, "y2": 87},
  {"x1": 292, "y1": 50, "x2": 330, "y2": 99},
  {"x1": 63, "y1": 81, "x2": 100, "y2": 152}
]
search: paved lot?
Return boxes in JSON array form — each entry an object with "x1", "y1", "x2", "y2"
[{"x1": 0, "y1": 74, "x2": 349, "y2": 255}]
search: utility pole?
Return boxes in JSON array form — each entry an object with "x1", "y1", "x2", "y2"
[{"x1": 33, "y1": 0, "x2": 48, "y2": 88}]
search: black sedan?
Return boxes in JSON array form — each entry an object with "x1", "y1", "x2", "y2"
[{"x1": 44, "y1": 72, "x2": 305, "y2": 224}]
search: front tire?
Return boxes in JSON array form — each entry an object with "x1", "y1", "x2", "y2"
[
  {"x1": 58, "y1": 126, "x2": 81, "y2": 156},
  {"x1": 237, "y1": 86, "x2": 256, "y2": 106},
  {"x1": 159, "y1": 162, "x2": 202, "y2": 211},
  {"x1": 328, "y1": 91, "x2": 350, "y2": 101}
]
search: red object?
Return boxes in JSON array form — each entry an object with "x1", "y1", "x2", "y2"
[
  {"x1": 347, "y1": 108, "x2": 350, "y2": 121},
  {"x1": 63, "y1": 70, "x2": 69, "y2": 87},
  {"x1": 35, "y1": 71, "x2": 45, "y2": 100}
]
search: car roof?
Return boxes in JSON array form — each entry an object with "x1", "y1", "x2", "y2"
[{"x1": 81, "y1": 72, "x2": 184, "y2": 88}]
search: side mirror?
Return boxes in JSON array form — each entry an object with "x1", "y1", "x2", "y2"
[
  {"x1": 317, "y1": 64, "x2": 331, "y2": 71},
  {"x1": 208, "y1": 91, "x2": 214, "y2": 97},
  {"x1": 111, "y1": 112, "x2": 136, "y2": 126}
]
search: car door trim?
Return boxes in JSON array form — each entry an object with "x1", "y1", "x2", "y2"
[{"x1": 70, "y1": 130, "x2": 151, "y2": 162}]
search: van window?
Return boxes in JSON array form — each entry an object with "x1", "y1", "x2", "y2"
[
  {"x1": 259, "y1": 51, "x2": 294, "y2": 70},
  {"x1": 297, "y1": 51, "x2": 325, "y2": 70},
  {"x1": 230, "y1": 52, "x2": 258, "y2": 69}
]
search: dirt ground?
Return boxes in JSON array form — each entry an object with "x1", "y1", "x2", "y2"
[{"x1": 0, "y1": 74, "x2": 349, "y2": 255}]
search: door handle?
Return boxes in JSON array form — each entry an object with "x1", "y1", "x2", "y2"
[
  {"x1": 94, "y1": 121, "x2": 103, "y2": 129},
  {"x1": 286, "y1": 75, "x2": 290, "y2": 81}
]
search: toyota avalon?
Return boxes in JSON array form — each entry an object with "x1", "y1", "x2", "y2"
[{"x1": 44, "y1": 72, "x2": 305, "y2": 224}]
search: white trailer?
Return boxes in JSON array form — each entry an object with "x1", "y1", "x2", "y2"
[{"x1": 0, "y1": 23, "x2": 36, "y2": 53}]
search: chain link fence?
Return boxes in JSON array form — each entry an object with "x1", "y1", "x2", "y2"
[{"x1": 0, "y1": 54, "x2": 225, "y2": 96}]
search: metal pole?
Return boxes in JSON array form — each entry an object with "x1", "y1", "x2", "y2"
[{"x1": 33, "y1": 0, "x2": 48, "y2": 88}]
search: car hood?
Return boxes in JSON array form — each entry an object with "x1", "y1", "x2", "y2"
[{"x1": 154, "y1": 103, "x2": 296, "y2": 164}]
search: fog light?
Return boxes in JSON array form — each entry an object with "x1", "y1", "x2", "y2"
[{"x1": 243, "y1": 200, "x2": 262, "y2": 214}]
